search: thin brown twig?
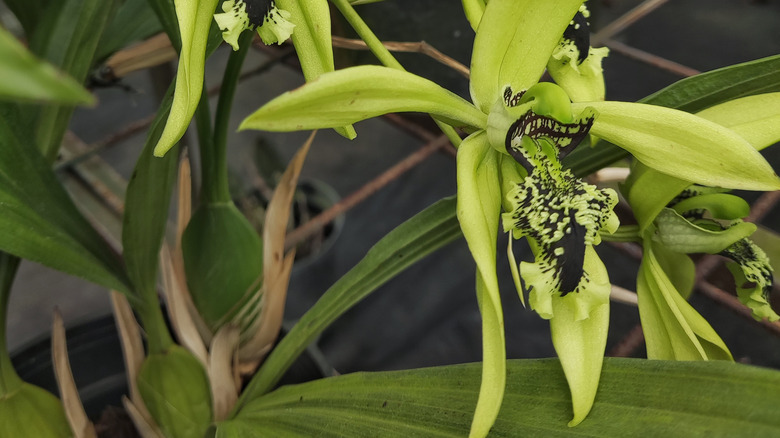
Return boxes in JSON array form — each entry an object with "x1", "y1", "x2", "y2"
[
  {"x1": 331, "y1": 36, "x2": 470, "y2": 79},
  {"x1": 603, "y1": 39, "x2": 701, "y2": 78},
  {"x1": 284, "y1": 134, "x2": 452, "y2": 252},
  {"x1": 592, "y1": 0, "x2": 670, "y2": 46}
]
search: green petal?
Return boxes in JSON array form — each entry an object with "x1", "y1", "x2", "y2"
[
  {"x1": 671, "y1": 192, "x2": 751, "y2": 221},
  {"x1": 277, "y1": 0, "x2": 356, "y2": 139},
  {"x1": 153, "y1": 0, "x2": 220, "y2": 157},
  {"x1": 470, "y1": 0, "x2": 584, "y2": 113},
  {"x1": 461, "y1": 0, "x2": 486, "y2": 31},
  {"x1": 696, "y1": 92, "x2": 780, "y2": 151},
  {"x1": 575, "y1": 101, "x2": 780, "y2": 191},
  {"x1": 623, "y1": 162, "x2": 691, "y2": 231},
  {"x1": 637, "y1": 241, "x2": 732, "y2": 361},
  {"x1": 548, "y1": 45, "x2": 609, "y2": 103},
  {"x1": 455, "y1": 131, "x2": 505, "y2": 438},
  {"x1": 240, "y1": 65, "x2": 486, "y2": 132},
  {"x1": 652, "y1": 208, "x2": 756, "y2": 254},
  {"x1": 549, "y1": 251, "x2": 609, "y2": 426}
]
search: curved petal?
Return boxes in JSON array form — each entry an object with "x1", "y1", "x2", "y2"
[
  {"x1": 240, "y1": 65, "x2": 486, "y2": 132},
  {"x1": 153, "y1": 0, "x2": 220, "y2": 157},
  {"x1": 470, "y1": 0, "x2": 584, "y2": 113},
  {"x1": 455, "y1": 131, "x2": 505, "y2": 437},
  {"x1": 575, "y1": 101, "x2": 780, "y2": 191}
]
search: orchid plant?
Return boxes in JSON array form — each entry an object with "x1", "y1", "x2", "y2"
[
  {"x1": 234, "y1": 0, "x2": 780, "y2": 434},
  {"x1": 1, "y1": 0, "x2": 780, "y2": 437}
]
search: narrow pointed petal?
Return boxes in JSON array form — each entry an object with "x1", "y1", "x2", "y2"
[
  {"x1": 574, "y1": 101, "x2": 780, "y2": 191},
  {"x1": 241, "y1": 66, "x2": 486, "y2": 132},
  {"x1": 277, "y1": 0, "x2": 356, "y2": 139},
  {"x1": 455, "y1": 131, "x2": 506, "y2": 437},
  {"x1": 637, "y1": 242, "x2": 732, "y2": 361},
  {"x1": 153, "y1": 0, "x2": 220, "y2": 157},
  {"x1": 696, "y1": 92, "x2": 780, "y2": 151},
  {"x1": 470, "y1": 0, "x2": 584, "y2": 113},
  {"x1": 549, "y1": 249, "x2": 609, "y2": 426}
]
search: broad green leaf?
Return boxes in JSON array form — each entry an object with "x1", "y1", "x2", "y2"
[
  {"x1": 652, "y1": 208, "x2": 756, "y2": 254},
  {"x1": 637, "y1": 241, "x2": 731, "y2": 361},
  {"x1": 153, "y1": 0, "x2": 220, "y2": 157},
  {"x1": 697, "y1": 92, "x2": 780, "y2": 151},
  {"x1": 24, "y1": 0, "x2": 118, "y2": 161},
  {"x1": 0, "y1": 27, "x2": 94, "y2": 105},
  {"x1": 0, "y1": 117, "x2": 131, "y2": 295},
  {"x1": 236, "y1": 197, "x2": 463, "y2": 409},
  {"x1": 122, "y1": 84, "x2": 179, "y2": 319},
  {"x1": 566, "y1": 54, "x2": 780, "y2": 177},
  {"x1": 574, "y1": 101, "x2": 780, "y2": 191},
  {"x1": 95, "y1": 0, "x2": 163, "y2": 62},
  {"x1": 277, "y1": 0, "x2": 356, "y2": 139},
  {"x1": 240, "y1": 65, "x2": 487, "y2": 132},
  {"x1": 218, "y1": 358, "x2": 780, "y2": 437},
  {"x1": 549, "y1": 247, "x2": 609, "y2": 427},
  {"x1": 454, "y1": 132, "x2": 504, "y2": 438},
  {"x1": 469, "y1": 0, "x2": 583, "y2": 113},
  {"x1": 461, "y1": 0, "x2": 486, "y2": 31}
]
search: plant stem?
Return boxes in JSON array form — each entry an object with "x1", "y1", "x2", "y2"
[
  {"x1": 211, "y1": 31, "x2": 254, "y2": 204},
  {"x1": 194, "y1": 84, "x2": 227, "y2": 205},
  {"x1": 330, "y1": 0, "x2": 462, "y2": 147},
  {"x1": 0, "y1": 253, "x2": 22, "y2": 395},
  {"x1": 601, "y1": 225, "x2": 642, "y2": 243},
  {"x1": 135, "y1": 291, "x2": 174, "y2": 354}
]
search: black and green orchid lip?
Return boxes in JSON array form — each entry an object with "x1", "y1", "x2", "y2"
[{"x1": 244, "y1": 0, "x2": 275, "y2": 27}]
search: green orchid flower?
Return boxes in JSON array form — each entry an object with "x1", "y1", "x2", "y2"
[
  {"x1": 236, "y1": 0, "x2": 780, "y2": 434},
  {"x1": 153, "y1": 0, "x2": 352, "y2": 158},
  {"x1": 621, "y1": 91, "x2": 780, "y2": 360}
]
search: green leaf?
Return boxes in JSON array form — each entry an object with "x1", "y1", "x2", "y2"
[
  {"x1": 637, "y1": 241, "x2": 732, "y2": 361},
  {"x1": 152, "y1": 0, "x2": 220, "y2": 157},
  {"x1": 575, "y1": 101, "x2": 780, "y2": 191},
  {"x1": 469, "y1": 0, "x2": 583, "y2": 113},
  {"x1": 565, "y1": 54, "x2": 780, "y2": 177},
  {"x1": 652, "y1": 208, "x2": 756, "y2": 254},
  {"x1": 240, "y1": 65, "x2": 486, "y2": 133},
  {"x1": 236, "y1": 197, "x2": 463, "y2": 409},
  {"x1": 276, "y1": 0, "x2": 355, "y2": 139},
  {"x1": 2, "y1": 0, "x2": 46, "y2": 37},
  {"x1": 454, "y1": 132, "x2": 504, "y2": 438},
  {"x1": 0, "y1": 27, "x2": 94, "y2": 105},
  {"x1": 95, "y1": 0, "x2": 163, "y2": 62},
  {"x1": 0, "y1": 117, "x2": 131, "y2": 294},
  {"x1": 218, "y1": 358, "x2": 780, "y2": 437},
  {"x1": 696, "y1": 92, "x2": 780, "y2": 151},
  {"x1": 23, "y1": 0, "x2": 119, "y2": 161},
  {"x1": 146, "y1": 0, "x2": 182, "y2": 50}
]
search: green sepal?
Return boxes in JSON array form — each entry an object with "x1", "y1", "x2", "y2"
[
  {"x1": 461, "y1": 0, "x2": 486, "y2": 31},
  {"x1": 138, "y1": 345, "x2": 213, "y2": 438},
  {"x1": 637, "y1": 241, "x2": 732, "y2": 361},
  {"x1": 623, "y1": 162, "x2": 691, "y2": 232},
  {"x1": 182, "y1": 203, "x2": 264, "y2": 333},
  {"x1": 574, "y1": 101, "x2": 780, "y2": 191},
  {"x1": 240, "y1": 65, "x2": 486, "y2": 133},
  {"x1": 455, "y1": 131, "x2": 505, "y2": 438},
  {"x1": 671, "y1": 193, "x2": 750, "y2": 221},
  {"x1": 652, "y1": 209, "x2": 756, "y2": 255},
  {"x1": 0, "y1": 383, "x2": 71, "y2": 438},
  {"x1": 697, "y1": 92, "x2": 780, "y2": 151},
  {"x1": 469, "y1": 0, "x2": 584, "y2": 113},
  {"x1": 153, "y1": 0, "x2": 220, "y2": 157}
]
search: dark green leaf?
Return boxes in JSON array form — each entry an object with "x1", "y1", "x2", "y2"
[
  {"x1": 0, "y1": 118, "x2": 131, "y2": 294},
  {"x1": 565, "y1": 54, "x2": 780, "y2": 176},
  {"x1": 236, "y1": 197, "x2": 462, "y2": 408},
  {"x1": 220, "y1": 358, "x2": 780, "y2": 437},
  {"x1": 2, "y1": 0, "x2": 46, "y2": 38},
  {"x1": 95, "y1": 0, "x2": 163, "y2": 62}
]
